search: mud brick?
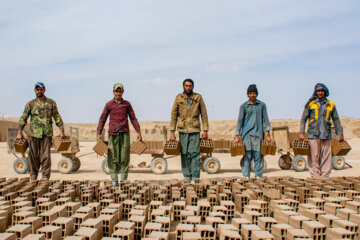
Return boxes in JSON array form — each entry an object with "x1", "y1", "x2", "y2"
[
  {"x1": 308, "y1": 197, "x2": 325, "y2": 211},
  {"x1": 332, "y1": 139, "x2": 351, "y2": 156},
  {"x1": 296, "y1": 187, "x2": 310, "y2": 203},
  {"x1": 349, "y1": 214, "x2": 360, "y2": 225},
  {"x1": 19, "y1": 216, "x2": 43, "y2": 234},
  {"x1": 182, "y1": 232, "x2": 201, "y2": 240},
  {"x1": 329, "y1": 190, "x2": 346, "y2": 198},
  {"x1": 186, "y1": 216, "x2": 201, "y2": 225},
  {"x1": 0, "y1": 204, "x2": 13, "y2": 226},
  {"x1": 157, "y1": 206, "x2": 170, "y2": 218},
  {"x1": 35, "y1": 197, "x2": 50, "y2": 206},
  {"x1": 112, "y1": 229, "x2": 134, "y2": 240},
  {"x1": 180, "y1": 210, "x2": 194, "y2": 224},
  {"x1": 286, "y1": 228, "x2": 310, "y2": 240},
  {"x1": 71, "y1": 213, "x2": 90, "y2": 231},
  {"x1": 301, "y1": 208, "x2": 326, "y2": 221},
  {"x1": 149, "y1": 231, "x2": 169, "y2": 240},
  {"x1": 123, "y1": 200, "x2": 137, "y2": 219},
  {"x1": 317, "y1": 214, "x2": 340, "y2": 228},
  {"x1": 287, "y1": 215, "x2": 310, "y2": 229},
  {"x1": 313, "y1": 191, "x2": 330, "y2": 199},
  {"x1": 13, "y1": 211, "x2": 36, "y2": 225},
  {"x1": 100, "y1": 208, "x2": 118, "y2": 222},
  {"x1": 209, "y1": 211, "x2": 226, "y2": 222},
  {"x1": 333, "y1": 219, "x2": 359, "y2": 233},
  {"x1": 128, "y1": 215, "x2": 146, "y2": 239},
  {"x1": 4, "y1": 192, "x2": 17, "y2": 203},
  {"x1": 176, "y1": 224, "x2": 194, "y2": 240},
  {"x1": 298, "y1": 203, "x2": 317, "y2": 214},
  {"x1": 326, "y1": 227, "x2": 355, "y2": 239},
  {"x1": 220, "y1": 201, "x2": 235, "y2": 219},
  {"x1": 186, "y1": 193, "x2": 198, "y2": 207},
  {"x1": 276, "y1": 210, "x2": 300, "y2": 224},
  {"x1": 6, "y1": 224, "x2": 32, "y2": 239},
  {"x1": 324, "y1": 202, "x2": 344, "y2": 215},
  {"x1": 114, "y1": 221, "x2": 135, "y2": 232},
  {"x1": 13, "y1": 201, "x2": 32, "y2": 213},
  {"x1": 37, "y1": 202, "x2": 55, "y2": 215},
  {"x1": 337, "y1": 207, "x2": 357, "y2": 220},
  {"x1": 346, "y1": 201, "x2": 360, "y2": 214},
  {"x1": 244, "y1": 210, "x2": 263, "y2": 224},
  {"x1": 323, "y1": 196, "x2": 341, "y2": 204},
  {"x1": 54, "y1": 197, "x2": 70, "y2": 206},
  {"x1": 64, "y1": 190, "x2": 76, "y2": 202},
  {"x1": 65, "y1": 202, "x2": 81, "y2": 218},
  {"x1": 74, "y1": 227, "x2": 99, "y2": 240},
  {"x1": 197, "y1": 201, "x2": 211, "y2": 221},
  {"x1": 150, "y1": 209, "x2": 165, "y2": 221},
  {"x1": 86, "y1": 203, "x2": 101, "y2": 218},
  {"x1": 129, "y1": 209, "x2": 146, "y2": 219},
  {"x1": 249, "y1": 200, "x2": 269, "y2": 216},
  {"x1": 0, "y1": 233, "x2": 16, "y2": 240},
  {"x1": 271, "y1": 224, "x2": 294, "y2": 240},
  {"x1": 99, "y1": 199, "x2": 114, "y2": 210},
  {"x1": 36, "y1": 225, "x2": 62, "y2": 240},
  {"x1": 240, "y1": 224, "x2": 261, "y2": 240},
  {"x1": 233, "y1": 194, "x2": 249, "y2": 214},
  {"x1": 206, "y1": 217, "x2": 225, "y2": 232},
  {"x1": 244, "y1": 205, "x2": 261, "y2": 214},
  {"x1": 163, "y1": 141, "x2": 180, "y2": 155},
  {"x1": 98, "y1": 214, "x2": 116, "y2": 237},
  {"x1": 0, "y1": 216, "x2": 7, "y2": 232},
  {"x1": 195, "y1": 224, "x2": 216, "y2": 240},
  {"x1": 144, "y1": 222, "x2": 162, "y2": 237},
  {"x1": 252, "y1": 230, "x2": 274, "y2": 240},
  {"x1": 283, "y1": 198, "x2": 300, "y2": 212},
  {"x1": 231, "y1": 218, "x2": 250, "y2": 235},
  {"x1": 52, "y1": 217, "x2": 74, "y2": 237},
  {"x1": 155, "y1": 216, "x2": 170, "y2": 232},
  {"x1": 217, "y1": 224, "x2": 237, "y2": 237},
  {"x1": 345, "y1": 190, "x2": 360, "y2": 200},
  {"x1": 22, "y1": 234, "x2": 46, "y2": 240},
  {"x1": 51, "y1": 206, "x2": 67, "y2": 218},
  {"x1": 302, "y1": 221, "x2": 326, "y2": 239},
  {"x1": 257, "y1": 217, "x2": 277, "y2": 233}
]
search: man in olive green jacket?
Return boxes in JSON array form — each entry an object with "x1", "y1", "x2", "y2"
[{"x1": 170, "y1": 79, "x2": 209, "y2": 183}]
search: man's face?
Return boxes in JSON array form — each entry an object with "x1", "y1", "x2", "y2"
[
  {"x1": 248, "y1": 92, "x2": 257, "y2": 102},
  {"x1": 183, "y1": 81, "x2": 194, "y2": 95},
  {"x1": 34, "y1": 86, "x2": 45, "y2": 98},
  {"x1": 316, "y1": 90, "x2": 326, "y2": 100},
  {"x1": 113, "y1": 88, "x2": 124, "y2": 101}
]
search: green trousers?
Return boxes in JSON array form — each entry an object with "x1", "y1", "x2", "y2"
[
  {"x1": 107, "y1": 133, "x2": 130, "y2": 181},
  {"x1": 179, "y1": 132, "x2": 200, "y2": 180}
]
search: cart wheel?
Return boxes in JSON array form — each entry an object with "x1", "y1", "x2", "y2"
[
  {"x1": 72, "y1": 157, "x2": 81, "y2": 172},
  {"x1": 101, "y1": 158, "x2": 110, "y2": 175},
  {"x1": 278, "y1": 155, "x2": 292, "y2": 170},
  {"x1": 151, "y1": 157, "x2": 168, "y2": 174},
  {"x1": 332, "y1": 156, "x2": 345, "y2": 170},
  {"x1": 203, "y1": 157, "x2": 221, "y2": 174},
  {"x1": 13, "y1": 158, "x2": 28, "y2": 174},
  {"x1": 292, "y1": 155, "x2": 307, "y2": 172},
  {"x1": 57, "y1": 157, "x2": 74, "y2": 174}
]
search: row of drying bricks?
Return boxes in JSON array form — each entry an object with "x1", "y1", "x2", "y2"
[{"x1": 1, "y1": 177, "x2": 360, "y2": 239}]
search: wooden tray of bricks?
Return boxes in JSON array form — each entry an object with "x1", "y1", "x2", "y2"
[
  {"x1": 164, "y1": 140, "x2": 181, "y2": 155},
  {"x1": 260, "y1": 140, "x2": 277, "y2": 155},
  {"x1": 200, "y1": 138, "x2": 214, "y2": 154},
  {"x1": 14, "y1": 138, "x2": 28, "y2": 153},
  {"x1": 230, "y1": 138, "x2": 245, "y2": 157},
  {"x1": 53, "y1": 136, "x2": 72, "y2": 152},
  {"x1": 292, "y1": 139, "x2": 309, "y2": 155},
  {"x1": 332, "y1": 139, "x2": 351, "y2": 156},
  {"x1": 130, "y1": 141, "x2": 148, "y2": 155},
  {"x1": 93, "y1": 141, "x2": 108, "y2": 156}
]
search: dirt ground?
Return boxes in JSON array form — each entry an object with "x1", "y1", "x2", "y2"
[{"x1": 1, "y1": 138, "x2": 359, "y2": 181}]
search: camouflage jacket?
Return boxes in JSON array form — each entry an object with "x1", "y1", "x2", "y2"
[{"x1": 19, "y1": 97, "x2": 64, "y2": 138}]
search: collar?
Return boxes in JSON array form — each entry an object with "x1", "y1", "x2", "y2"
[
  {"x1": 34, "y1": 96, "x2": 47, "y2": 103},
  {"x1": 113, "y1": 98, "x2": 124, "y2": 103},
  {"x1": 315, "y1": 98, "x2": 328, "y2": 105},
  {"x1": 181, "y1": 93, "x2": 194, "y2": 99}
]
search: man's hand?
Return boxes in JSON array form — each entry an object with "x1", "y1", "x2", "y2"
[
  {"x1": 97, "y1": 135, "x2": 102, "y2": 142},
  {"x1": 299, "y1": 133, "x2": 305, "y2": 141},
  {"x1": 59, "y1": 129, "x2": 66, "y2": 138},
  {"x1": 137, "y1": 132, "x2": 142, "y2": 141},
  {"x1": 265, "y1": 131, "x2": 272, "y2": 142},
  {"x1": 234, "y1": 135, "x2": 240, "y2": 144},
  {"x1": 338, "y1": 134, "x2": 344, "y2": 142},
  {"x1": 202, "y1": 131, "x2": 208, "y2": 139},
  {"x1": 169, "y1": 132, "x2": 176, "y2": 141},
  {"x1": 16, "y1": 130, "x2": 23, "y2": 140}
]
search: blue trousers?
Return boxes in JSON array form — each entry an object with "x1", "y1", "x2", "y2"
[{"x1": 241, "y1": 150, "x2": 264, "y2": 177}]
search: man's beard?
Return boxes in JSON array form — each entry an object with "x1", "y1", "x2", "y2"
[
  {"x1": 184, "y1": 90, "x2": 193, "y2": 96},
  {"x1": 36, "y1": 93, "x2": 44, "y2": 98}
]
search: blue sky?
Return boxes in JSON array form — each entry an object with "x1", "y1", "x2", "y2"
[{"x1": 0, "y1": 0, "x2": 359, "y2": 123}]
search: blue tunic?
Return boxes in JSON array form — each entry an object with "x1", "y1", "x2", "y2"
[{"x1": 235, "y1": 99, "x2": 271, "y2": 151}]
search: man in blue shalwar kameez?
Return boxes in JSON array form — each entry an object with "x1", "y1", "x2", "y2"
[{"x1": 234, "y1": 84, "x2": 272, "y2": 177}]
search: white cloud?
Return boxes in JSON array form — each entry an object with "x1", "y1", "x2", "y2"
[{"x1": 205, "y1": 62, "x2": 246, "y2": 73}]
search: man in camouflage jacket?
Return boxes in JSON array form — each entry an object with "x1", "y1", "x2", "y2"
[{"x1": 17, "y1": 82, "x2": 65, "y2": 181}]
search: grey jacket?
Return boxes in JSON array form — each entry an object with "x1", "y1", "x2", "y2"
[{"x1": 300, "y1": 98, "x2": 343, "y2": 137}]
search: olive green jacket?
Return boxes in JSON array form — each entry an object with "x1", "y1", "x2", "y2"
[
  {"x1": 170, "y1": 92, "x2": 209, "y2": 133},
  {"x1": 19, "y1": 97, "x2": 64, "y2": 138}
]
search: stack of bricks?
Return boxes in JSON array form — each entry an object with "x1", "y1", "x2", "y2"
[{"x1": 2, "y1": 177, "x2": 360, "y2": 239}]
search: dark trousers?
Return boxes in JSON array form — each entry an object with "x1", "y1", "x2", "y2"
[
  {"x1": 179, "y1": 132, "x2": 201, "y2": 180},
  {"x1": 28, "y1": 136, "x2": 52, "y2": 180}
]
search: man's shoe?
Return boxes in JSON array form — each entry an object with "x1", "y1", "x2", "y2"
[{"x1": 112, "y1": 181, "x2": 119, "y2": 187}]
